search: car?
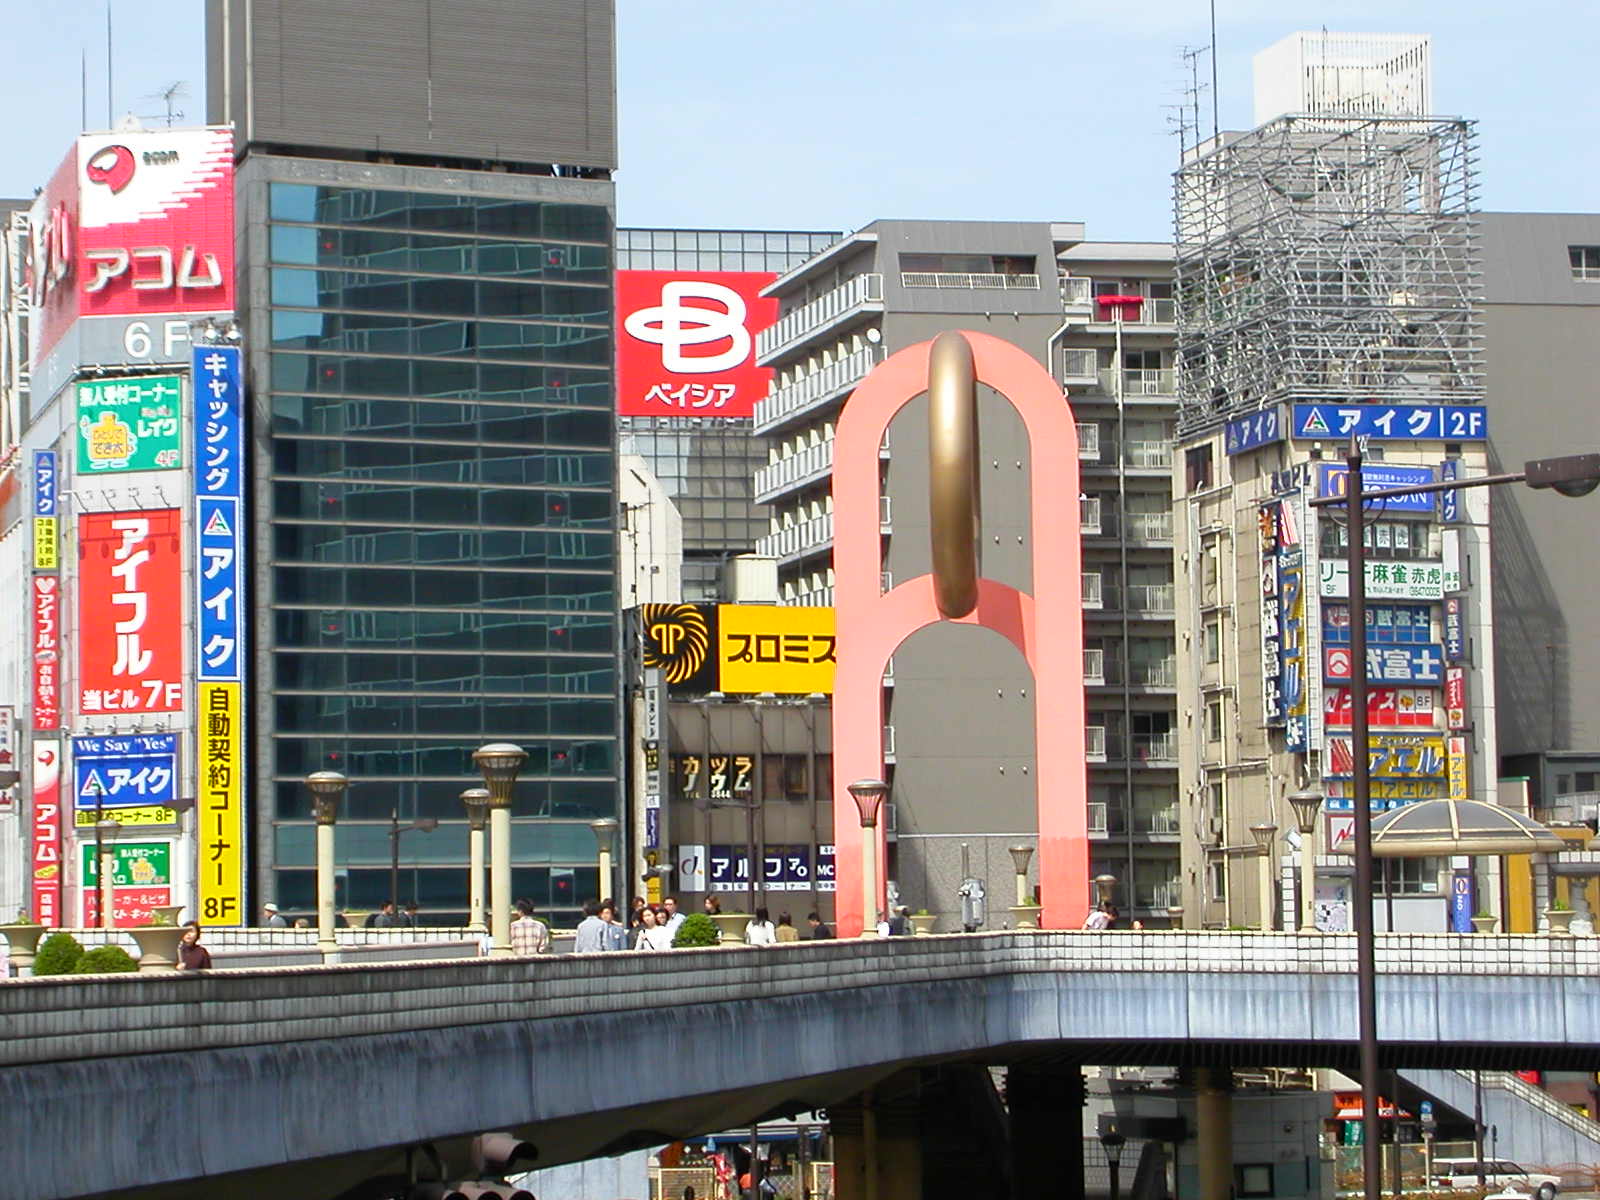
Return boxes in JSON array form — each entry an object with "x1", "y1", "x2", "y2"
[{"x1": 1429, "y1": 1157, "x2": 1561, "y2": 1200}]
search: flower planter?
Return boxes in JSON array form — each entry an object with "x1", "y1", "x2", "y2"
[
  {"x1": 1008, "y1": 904, "x2": 1042, "y2": 930},
  {"x1": 1545, "y1": 908, "x2": 1576, "y2": 937},
  {"x1": 909, "y1": 914, "x2": 939, "y2": 936},
  {"x1": 128, "y1": 926, "x2": 185, "y2": 972},
  {"x1": 341, "y1": 911, "x2": 370, "y2": 933},
  {"x1": 149, "y1": 905, "x2": 185, "y2": 926},
  {"x1": 1470, "y1": 915, "x2": 1498, "y2": 934},
  {"x1": 709, "y1": 912, "x2": 752, "y2": 946},
  {"x1": 0, "y1": 924, "x2": 46, "y2": 974}
]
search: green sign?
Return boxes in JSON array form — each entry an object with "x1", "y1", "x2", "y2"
[
  {"x1": 75, "y1": 375, "x2": 183, "y2": 474},
  {"x1": 80, "y1": 842, "x2": 172, "y2": 887}
]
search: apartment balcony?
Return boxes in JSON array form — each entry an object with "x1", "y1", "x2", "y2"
[
  {"x1": 1061, "y1": 347, "x2": 1098, "y2": 386},
  {"x1": 1077, "y1": 423, "x2": 1100, "y2": 461},
  {"x1": 1124, "y1": 440, "x2": 1173, "y2": 470},
  {"x1": 754, "y1": 345, "x2": 882, "y2": 435},
  {"x1": 1131, "y1": 731, "x2": 1180, "y2": 765},
  {"x1": 1083, "y1": 648, "x2": 1105, "y2": 686},
  {"x1": 1134, "y1": 808, "x2": 1181, "y2": 837},
  {"x1": 755, "y1": 439, "x2": 833, "y2": 505},
  {"x1": 1124, "y1": 512, "x2": 1174, "y2": 545},
  {"x1": 1090, "y1": 806, "x2": 1179, "y2": 839},
  {"x1": 757, "y1": 274, "x2": 885, "y2": 365},
  {"x1": 1129, "y1": 659, "x2": 1178, "y2": 689},
  {"x1": 1125, "y1": 583, "x2": 1175, "y2": 616},
  {"x1": 901, "y1": 271, "x2": 1040, "y2": 290},
  {"x1": 1086, "y1": 294, "x2": 1177, "y2": 328},
  {"x1": 1089, "y1": 801, "x2": 1109, "y2": 836},
  {"x1": 1133, "y1": 882, "x2": 1182, "y2": 912},
  {"x1": 883, "y1": 724, "x2": 897, "y2": 764},
  {"x1": 1085, "y1": 725, "x2": 1107, "y2": 763},
  {"x1": 1060, "y1": 276, "x2": 1093, "y2": 314},
  {"x1": 1079, "y1": 497, "x2": 1103, "y2": 536},
  {"x1": 1095, "y1": 368, "x2": 1177, "y2": 398},
  {"x1": 1082, "y1": 572, "x2": 1103, "y2": 609},
  {"x1": 756, "y1": 512, "x2": 834, "y2": 564}
]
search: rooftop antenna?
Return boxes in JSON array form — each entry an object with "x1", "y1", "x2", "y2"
[
  {"x1": 105, "y1": 0, "x2": 112, "y2": 127},
  {"x1": 142, "y1": 81, "x2": 188, "y2": 128},
  {"x1": 1208, "y1": 0, "x2": 1221, "y2": 141}
]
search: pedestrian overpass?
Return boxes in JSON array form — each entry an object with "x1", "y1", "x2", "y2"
[{"x1": 4, "y1": 931, "x2": 1598, "y2": 1200}]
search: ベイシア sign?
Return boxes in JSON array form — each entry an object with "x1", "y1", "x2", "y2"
[{"x1": 617, "y1": 271, "x2": 777, "y2": 418}]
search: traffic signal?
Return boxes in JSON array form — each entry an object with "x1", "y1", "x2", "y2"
[{"x1": 1525, "y1": 453, "x2": 1600, "y2": 498}]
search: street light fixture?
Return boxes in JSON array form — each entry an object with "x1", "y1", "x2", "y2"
[
  {"x1": 94, "y1": 818, "x2": 120, "y2": 931},
  {"x1": 1007, "y1": 845, "x2": 1038, "y2": 929},
  {"x1": 1100, "y1": 1124, "x2": 1127, "y2": 1200},
  {"x1": 473, "y1": 742, "x2": 527, "y2": 958},
  {"x1": 1249, "y1": 822, "x2": 1278, "y2": 931},
  {"x1": 590, "y1": 817, "x2": 620, "y2": 903},
  {"x1": 1093, "y1": 873, "x2": 1118, "y2": 907},
  {"x1": 1287, "y1": 789, "x2": 1324, "y2": 933},
  {"x1": 388, "y1": 810, "x2": 439, "y2": 915},
  {"x1": 304, "y1": 770, "x2": 348, "y2": 957},
  {"x1": 461, "y1": 788, "x2": 490, "y2": 933},
  {"x1": 1307, "y1": 443, "x2": 1600, "y2": 1200},
  {"x1": 847, "y1": 779, "x2": 889, "y2": 938}
]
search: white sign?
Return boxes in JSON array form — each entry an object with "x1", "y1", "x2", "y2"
[
  {"x1": 676, "y1": 843, "x2": 707, "y2": 892},
  {"x1": 1318, "y1": 560, "x2": 1445, "y2": 601}
]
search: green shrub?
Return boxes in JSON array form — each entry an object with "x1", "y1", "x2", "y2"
[
  {"x1": 672, "y1": 912, "x2": 720, "y2": 948},
  {"x1": 33, "y1": 932, "x2": 84, "y2": 976},
  {"x1": 73, "y1": 945, "x2": 139, "y2": 974}
]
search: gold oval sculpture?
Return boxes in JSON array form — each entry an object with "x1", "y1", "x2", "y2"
[{"x1": 927, "y1": 330, "x2": 981, "y2": 619}]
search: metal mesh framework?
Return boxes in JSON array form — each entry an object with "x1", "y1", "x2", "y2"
[{"x1": 1173, "y1": 115, "x2": 1481, "y2": 434}]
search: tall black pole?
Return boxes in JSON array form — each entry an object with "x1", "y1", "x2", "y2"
[
  {"x1": 389, "y1": 808, "x2": 400, "y2": 913},
  {"x1": 1347, "y1": 441, "x2": 1381, "y2": 1200}
]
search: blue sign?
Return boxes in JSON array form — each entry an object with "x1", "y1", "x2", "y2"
[
  {"x1": 1325, "y1": 644, "x2": 1445, "y2": 685},
  {"x1": 1317, "y1": 463, "x2": 1437, "y2": 514},
  {"x1": 1324, "y1": 603, "x2": 1433, "y2": 646},
  {"x1": 1450, "y1": 871, "x2": 1473, "y2": 933},
  {"x1": 1292, "y1": 404, "x2": 1488, "y2": 442},
  {"x1": 645, "y1": 806, "x2": 659, "y2": 850},
  {"x1": 1439, "y1": 459, "x2": 1460, "y2": 523},
  {"x1": 73, "y1": 733, "x2": 179, "y2": 809},
  {"x1": 1444, "y1": 598, "x2": 1466, "y2": 663},
  {"x1": 1225, "y1": 407, "x2": 1284, "y2": 455},
  {"x1": 193, "y1": 346, "x2": 246, "y2": 684},
  {"x1": 817, "y1": 843, "x2": 836, "y2": 893},
  {"x1": 32, "y1": 450, "x2": 56, "y2": 517}
]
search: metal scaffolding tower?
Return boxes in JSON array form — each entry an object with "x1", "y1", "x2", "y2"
[{"x1": 1173, "y1": 115, "x2": 1481, "y2": 435}]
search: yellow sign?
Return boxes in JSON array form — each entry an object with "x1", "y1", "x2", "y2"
[
  {"x1": 198, "y1": 682, "x2": 245, "y2": 925},
  {"x1": 1447, "y1": 734, "x2": 1469, "y2": 801},
  {"x1": 716, "y1": 604, "x2": 836, "y2": 695},
  {"x1": 33, "y1": 516, "x2": 57, "y2": 569},
  {"x1": 74, "y1": 804, "x2": 179, "y2": 828}
]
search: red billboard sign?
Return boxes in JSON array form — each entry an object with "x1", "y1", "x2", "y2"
[
  {"x1": 28, "y1": 127, "x2": 234, "y2": 370},
  {"x1": 31, "y1": 741, "x2": 61, "y2": 927},
  {"x1": 1324, "y1": 686, "x2": 1435, "y2": 729},
  {"x1": 616, "y1": 271, "x2": 777, "y2": 418},
  {"x1": 32, "y1": 576, "x2": 61, "y2": 729},
  {"x1": 78, "y1": 508, "x2": 184, "y2": 714},
  {"x1": 1445, "y1": 666, "x2": 1467, "y2": 730}
]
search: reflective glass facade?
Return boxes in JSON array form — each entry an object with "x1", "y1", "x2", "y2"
[
  {"x1": 252, "y1": 169, "x2": 618, "y2": 922},
  {"x1": 616, "y1": 229, "x2": 838, "y2": 600}
]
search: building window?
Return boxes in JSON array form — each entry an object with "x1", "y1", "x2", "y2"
[
  {"x1": 1571, "y1": 246, "x2": 1600, "y2": 282},
  {"x1": 1319, "y1": 517, "x2": 1432, "y2": 562},
  {"x1": 1205, "y1": 697, "x2": 1225, "y2": 743},
  {"x1": 1186, "y1": 445, "x2": 1214, "y2": 492},
  {"x1": 1203, "y1": 616, "x2": 1222, "y2": 665},
  {"x1": 1208, "y1": 858, "x2": 1228, "y2": 902},
  {"x1": 1236, "y1": 1165, "x2": 1275, "y2": 1198},
  {"x1": 1375, "y1": 856, "x2": 1442, "y2": 896}
]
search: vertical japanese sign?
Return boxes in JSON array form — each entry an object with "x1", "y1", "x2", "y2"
[
  {"x1": 193, "y1": 344, "x2": 247, "y2": 925},
  {"x1": 0, "y1": 706, "x2": 13, "y2": 812},
  {"x1": 32, "y1": 450, "x2": 57, "y2": 569},
  {"x1": 1443, "y1": 598, "x2": 1466, "y2": 663},
  {"x1": 31, "y1": 741, "x2": 61, "y2": 926},
  {"x1": 1439, "y1": 459, "x2": 1460, "y2": 524},
  {"x1": 1277, "y1": 500, "x2": 1309, "y2": 753},
  {"x1": 1445, "y1": 667, "x2": 1467, "y2": 731},
  {"x1": 1259, "y1": 503, "x2": 1284, "y2": 726},
  {"x1": 1446, "y1": 735, "x2": 1470, "y2": 801},
  {"x1": 78, "y1": 509, "x2": 184, "y2": 714},
  {"x1": 1449, "y1": 870, "x2": 1473, "y2": 934},
  {"x1": 32, "y1": 577, "x2": 61, "y2": 730}
]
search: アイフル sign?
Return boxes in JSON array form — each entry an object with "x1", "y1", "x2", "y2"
[{"x1": 77, "y1": 509, "x2": 184, "y2": 714}]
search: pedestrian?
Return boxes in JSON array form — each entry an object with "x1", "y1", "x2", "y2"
[
  {"x1": 574, "y1": 901, "x2": 607, "y2": 953},
  {"x1": 1082, "y1": 904, "x2": 1111, "y2": 931},
  {"x1": 628, "y1": 896, "x2": 647, "y2": 929},
  {"x1": 661, "y1": 896, "x2": 686, "y2": 937},
  {"x1": 745, "y1": 906, "x2": 777, "y2": 945},
  {"x1": 635, "y1": 905, "x2": 674, "y2": 951},
  {"x1": 703, "y1": 895, "x2": 722, "y2": 916},
  {"x1": 370, "y1": 901, "x2": 399, "y2": 928},
  {"x1": 807, "y1": 912, "x2": 833, "y2": 939},
  {"x1": 888, "y1": 906, "x2": 911, "y2": 936},
  {"x1": 261, "y1": 902, "x2": 288, "y2": 928},
  {"x1": 292, "y1": 917, "x2": 310, "y2": 929},
  {"x1": 402, "y1": 903, "x2": 420, "y2": 928},
  {"x1": 511, "y1": 898, "x2": 551, "y2": 955},
  {"x1": 175, "y1": 922, "x2": 212, "y2": 970},
  {"x1": 774, "y1": 912, "x2": 800, "y2": 943},
  {"x1": 601, "y1": 898, "x2": 630, "y2": 950}
]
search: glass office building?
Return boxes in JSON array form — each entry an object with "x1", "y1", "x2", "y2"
[
  {"x1": 246, "y1": 160, "x2": 619, "y2": 922},
  {"x1": 617, "y1": 228, "x2": 837, "y2": 600}
]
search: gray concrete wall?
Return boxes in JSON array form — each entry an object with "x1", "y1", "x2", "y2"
[
  {"x1": 5, "y1": 932, "x2": 1600, "y2": 1199},
  {"x1": 1402, "y1": 1068, "x2": 1600, "y2": 1171}
]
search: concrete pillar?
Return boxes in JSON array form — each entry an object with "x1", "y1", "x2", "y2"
[
  {"x1": 1009, "y1": 1062, "x2": 1086, "y2": 1200},
  {"x1": 831, "y1": 1087, "x2": 922, "y2": 1200},
  {"x1": 1193, "y1": 1067, "x2": 1233, "y2": 1200}
]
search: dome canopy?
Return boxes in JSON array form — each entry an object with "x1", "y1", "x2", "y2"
[{"x1": 1332, "y1": 799, "x2": 1566, "y2": 857}]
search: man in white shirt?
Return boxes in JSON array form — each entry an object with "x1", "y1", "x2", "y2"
[
  {"x1": 573, "y1": 901, "x2": 609, "y2": 953},
  {"x1": 661, "y1": 896, "x2": 686, "y2": 937}
]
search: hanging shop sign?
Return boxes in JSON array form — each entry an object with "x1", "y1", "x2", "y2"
[
  {"x1": 77, "y1": 508, "x2": 184, "y2": 715},
  {"x1": 31, "y1": 741, "x2": 61, "y2": 926},
  {"x1": 72, "y1": 733, "x2": 180, "y2": 828},
  {"x1": 1318, "y1": 560, "x2": 1445, "y2": 601},
  {"x1": 1324, "y1": 733, "x2": 1447, "y2": 780},
  {"x1": 640, "y1": 603, "x2": 837, "y2": 694},
  {"x1": 1443, "y1": 598, "x2": 1466, "y2": 663},
  {"x1": 1317, "y1": 463, "x2": 1437, "y2": 514},
  {"x1": 75, "y1": 374, "x2": 183, "y2": 473},
  {"x1": 1445, "y1": 667, "x2": 1467, "y2": 731},
  {"x1": 1323, "y1": 687, "x2": 1435, "y2": 729},
  {"x1": 1447, "y1": 735, "x2": 1470, "y2": 801},
  {"x1": 1224, "y1": 407, "x2": 1284, "y2": 455},
  {"x1": 32, "y1": 576, "x2": 61, "y2": 730},
  {"x1": 1324, "y1": 645, "x2": 1444, "y2": 686}
]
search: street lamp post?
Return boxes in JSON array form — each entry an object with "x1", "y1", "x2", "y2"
[
  {"x1": 1100, "y1": 1125, "x2": 1126, "y2": 1200},
  {"x1": 590, "y1": 817, "x2": 620, "y2": 903},
  {"x1": 461, "y1": 788, "x2": 490, "y2": 933},
  {"x1": 1287, "y1": 789, "x2": 1324, "y2": 933},
  {"x1": 1249, "y1": 822, "x2": 1278, "y2": 931},
  {"x1": 95, "y1": 818, "x2": 120, "y2": 931},
  {"x1": 1308, "y1": 446, "x2": 1600, "y2": 1200},
  {"x1": 388, "y1": 810, "x2": 439, "y2": 914},
  {"x1": 847, "y1": 779, "x2": 889, "y2": 938},
  {"x1": 473, "y1": 743, "x2": 527, "y2": 958},
  {"x1": 1093, "y1": 872, "x2": 1117, "y2": 915},
  {"x1": 304, "y1": 771, "x2": 347, "y2": 958},
  {"x1": 1007, "y1": 845, "x2": 1038, "y2": 929}
]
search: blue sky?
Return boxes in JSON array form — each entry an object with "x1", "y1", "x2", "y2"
[{"x1": 3, "y1": 1, "x2": 1595, "y2": 241}]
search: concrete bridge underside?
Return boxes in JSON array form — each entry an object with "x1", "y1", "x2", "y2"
[{"x1": 5, "y1": 932, "x2": 1599, "y2": 1200}]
